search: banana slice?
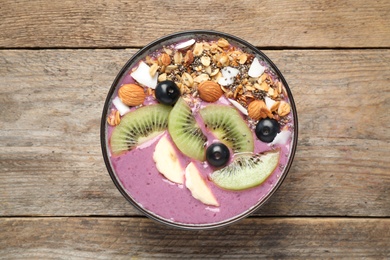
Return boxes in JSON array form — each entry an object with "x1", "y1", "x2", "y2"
[
  {"x1": 185, "y1": 162, "x2": 219, "y2": 206},
  {"x1": 153, "y1": 135, "x2": 185, "y2": 184}
]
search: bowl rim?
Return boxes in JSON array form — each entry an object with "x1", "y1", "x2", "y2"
[{"x1": 100, "y1": 30, "x2": 298, "y2": 230}]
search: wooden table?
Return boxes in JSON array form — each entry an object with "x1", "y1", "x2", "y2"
[{"x1": 1, "y1": 0, "x2": 389, "y2": 258}]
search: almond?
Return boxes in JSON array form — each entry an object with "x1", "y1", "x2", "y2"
[
  {"x1": 184, "y1": 50, "x2": 194, "y2": 66},
  {"x1": 248, "y1": 100, "x2": 266, "y2": 120},
  {"x1": 160, "y1": 53, "x2": 171, "y2": 66},
  {"x1": 197, "y1": 81, "x2": 223, "y2": 102},
  {"x1": 118, "y1": 84, "x2": 145, "y2": 106}
]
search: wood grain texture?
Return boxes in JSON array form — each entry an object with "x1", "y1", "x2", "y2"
[
  {"x1": 0, "y1": 217, "x2": 389, "y2": 259},
  {"x1": 1, "y1": 49, "x2": 389, "y2": 217},
  {"x1": 1, "y1": 0, "x2": 389, "y2": 48}
]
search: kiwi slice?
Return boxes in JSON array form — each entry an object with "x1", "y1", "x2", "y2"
[
  {"x1": 168, "y1": 97, "x2": 207, "y2": 161},
  {"x1": 110, "y1": 104, "x2": 172, "y2": 155},
  {"x1": 210, "y1": 150, "x2": 280, "y2": 191},
  {"x1": 200, "y1": 105, "x2": 254, "y2": 153}
]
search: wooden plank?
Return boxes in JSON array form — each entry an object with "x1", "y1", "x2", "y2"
[
  {"x1": 0, "y1": 0, "x2": 389, "y2": 48},
  {"x1": 0, "y1": 49, "x2": 389, "y2": 217},
  {"x1": 0, "y1": 217, "x2": 389, "y2": 258}
]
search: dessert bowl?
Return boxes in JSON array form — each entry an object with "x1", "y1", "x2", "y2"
[{"x1": 101, "y1": 30, "x2": 298, "y2": 230}]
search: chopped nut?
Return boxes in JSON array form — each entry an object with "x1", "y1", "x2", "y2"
[
  {"x1": 219, "y1": 53, "x2": 229, "y2": 67},
  {"x1": 260, "y1": 81, "x2": 270, "y2": 91},
  {"x1": 258, "y1": 73, "x2": 268, "y2": 84},
  {"x1": 234, "y1": 85, "x2": 243, "y2": 99},
  {"x1": 182, "y1": 72, "x2": 194, "y2": 87},
  {"x1": 107, "y1": 109, "x2": 121, "y2": 126},
  {"x1": 210, "y1": 68, "x2": 220, "y2": 77},
  {"x1": 217, "y1": 38, "x2": 230, "y2": 48},
  {"x1": 194, "y1": 73, "x2": 210, "y2": 83},
  {"x1": 193, "y1": 42, "x2": 204, "y2": 56},
  {"x1": 211, "y1": 71, "x2": 222, "y2": 82},
  {"x1": 160, "y1": 53, "x2": 171, "y2": 66},
  {"x1": 204, "y1": 66, "x2": 212, "y2": 75},
  {"x1": 163, "y1": 48, "x2": 173, "y2": 56},
  {"x1": 149, "y1": 63, "x2": 159, "y2": 77},
  {"x1": 238, "y1": 53, "x2": 247, "y2": 64},
  {"x1": 165, "y1": 65, "x2": 178, "y2": 73},
  {"x1": 270, "y1": 101, "x2": 280, "y2": 112},
  {"x1": 210, "y1": 43, "x2": 223, "y2": 53},
  {"x1": 268, "y1": 87, "x2": 275, "y2": 97},
  {"x1": 201, "y1": 56, "x2": 211, "y2": 67},
  {"x1": 184, "y1": 50, "x2": 194, "y2": 66},
  {"x1": 158, "y1": 73, "x2": 167, "y2": 82},
  {"x1": 276, "y1": 81, "x2": 283, "y2": 94},
  {"x1": 278, "y1": 101, "x2": 291, "y2": 117},
  {"x1": 259, "y1": 107, "x2": 273, "y2": 119},
  {"x1": 173, "y1": 51, "x2": 183, "y2": 64}
]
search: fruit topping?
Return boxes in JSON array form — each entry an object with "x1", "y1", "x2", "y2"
[
  {"x1": 210, "y1": 151, "x2": 280, "y2": 191},
  {"x1": 155, "y1": 80, "x2": 181, "y2": 105},
  {"x1": 153, "y1": 135, "x2": 185, "y2": 184},
  {"x1": 197, "y1": 81, "x2": 223, "y2": 102},
  {"x1": 200, "y1": 105, "x2": 254, "y2": 153},
  {"x1": 130, "y1": 61, "x2": 158, "y2": 89},
  {"x1": 110, "y1": 104, "x2": 172, "y2": 155},
  {"x1": 185, "y1": 162, "x2": 219, "y2": 206},
  {"x1": 255, "y1": 118, "x2": 280, "y2": 143},
  {"x1": 206, "y1": 143, "x2": 230, "y2": 168},
  {"x1": 248, "y1": 57, "x2": 266, "y2": 78},
  {"x1": 118, "y1": 84, "x2": 146, "y2": 107},
  {"x1": 168, "y1": 97, "x2": 207, "y2": 161}
]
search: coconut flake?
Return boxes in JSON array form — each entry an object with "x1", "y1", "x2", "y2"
[
  {"x1": 175, "y1": 39, "x2": 195, "y2": 49},
  {"x1": 218, "y1": 66, "x2": 240, "y2": 86},
  {"x1": 228, "y1": 98, "x2": 248, "y2": 116},
  {"x1": 112, "y1": 96, "x2": 130, "y2": 116},
  {"x1": 264, "y1": 96, "x2": 276, "y2": 110},
  {"x1": 130, "y1": 61, "x2": 158, "y2": 89},
  {"x1": 271, "y1": 130, "x2": 291, "y2": 145},
  {"x1": 248, "y1": 57, "x2": 266, "y2": 78}
]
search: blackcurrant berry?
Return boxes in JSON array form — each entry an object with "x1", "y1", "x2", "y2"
[
  {"x1": 255, "y1": 118, "x2": 280, "y2": 143},
  {"x1": 206, "y1": 143, "x2": 230, "y2": 168},
  {"x1": 155, "y1": 80, "x2": 180, "y2": 105}
]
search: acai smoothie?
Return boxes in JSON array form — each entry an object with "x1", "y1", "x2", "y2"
[{"x1": 101, "y1": 31, "x2": 297, "y2": 229}]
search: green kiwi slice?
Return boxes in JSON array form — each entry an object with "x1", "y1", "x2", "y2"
[
  {"x1": 210, "y1": 150, "x2": 280, "y2": 191},
  {"x1": 199, "y1": 105, "x2": 254, "y2": 153},
  {"x1": 110, "y1": 104, "x2": 172, "y2": 155},
  {"x1": 168, "y1": 97, "x2": 207, "y2": 161}
]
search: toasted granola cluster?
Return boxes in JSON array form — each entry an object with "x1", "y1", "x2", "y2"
[{"x1": 109, "y1": 37, "x2": 291, "y2": 128}]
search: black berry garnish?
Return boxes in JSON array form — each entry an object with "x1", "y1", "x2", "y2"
[
  {"x1": 155, "y1": 80, "x2": 180, "y2": 105},
  {"x1": 255, "y1": 118, "x2": 280, "y2": 143},
  {"x1": 206, "y1": 142, "x2": 230, "y2": 168}
]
